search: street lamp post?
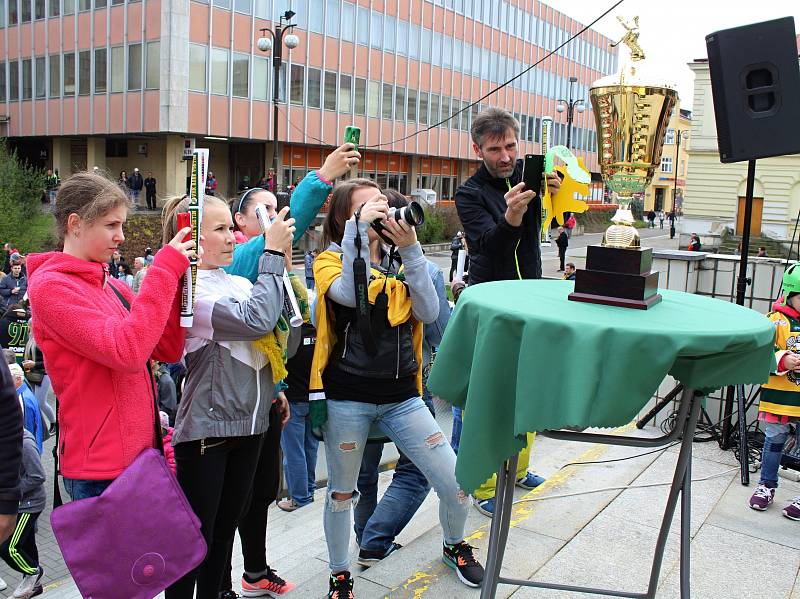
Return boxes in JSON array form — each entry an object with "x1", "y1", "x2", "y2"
[
  {"x1": 257, "y1": 11, "x2": 300, "y2": 192},
  {"x1": 557, "y1": 76, "x2": 585, "y2": 149},
  {"x1": 670, "y1": 130, "x2": 689, "y2": 239}
]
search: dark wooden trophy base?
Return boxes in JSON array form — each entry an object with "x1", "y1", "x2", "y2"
[{"x1": 568, "y1": 245, "x2": 662, "y2": 310}]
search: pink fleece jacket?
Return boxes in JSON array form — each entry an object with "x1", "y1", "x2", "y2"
[{"x1": 27, "y1": 246, "x2": 188, "y2": 480}]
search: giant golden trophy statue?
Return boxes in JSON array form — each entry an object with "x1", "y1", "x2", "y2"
[{"x1": 569, "y1": 16, "x2": 677, "y2": 309}]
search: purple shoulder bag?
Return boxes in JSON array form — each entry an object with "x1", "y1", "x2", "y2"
[{"x1": 49, "y1": 282, "x2": 206, "y2": 599}]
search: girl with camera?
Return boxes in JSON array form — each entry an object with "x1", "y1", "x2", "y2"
[
  {"x1": 311, "y1": 179, "x2": 484, "y2": 599},
  {"x1": 161, "y1": 194, "x2": 295, "y2": 599}
]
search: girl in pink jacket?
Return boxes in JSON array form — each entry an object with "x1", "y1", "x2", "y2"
[{"x1": 27, "y1": 172, "x2": 195, "y2": 500}]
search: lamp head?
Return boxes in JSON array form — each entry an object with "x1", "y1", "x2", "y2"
[
  {"x1": 576, "y1": 103, "x2": 585, "y2": 113},
  {"x1": 283, "y1": 9, "x2": 296, "y2": 21},
  {"x1": 556, "y1": 104, "x2": 565, "y2": 113},
  {"x1": 257, "y1": 37, "x2": 273, "y2": 52},
  {"x1": 284, "y1": 33, "x2": 300, "y2": 49}
]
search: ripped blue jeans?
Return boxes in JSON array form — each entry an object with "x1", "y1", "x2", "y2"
[{"x1": 322, "y1": 397, "x2": 468, "y2": 573}]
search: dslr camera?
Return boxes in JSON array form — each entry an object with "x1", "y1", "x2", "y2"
[{"x1": 371, "y1": 201, "x2": 426, "y2": 245}]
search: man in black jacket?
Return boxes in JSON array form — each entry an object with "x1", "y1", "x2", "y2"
[
  {"x1": 454, "y1": 108, "x2": 560, "y2": 517},
  {"x1": 555, "y1": 226, "x2": 568, "y2": 271},
  {"x1": 455, "y1": 108, "x2": 560, "y2": 285},
  {"x1": 0, "y1": 362, "x2": 23, "y2": 544}
]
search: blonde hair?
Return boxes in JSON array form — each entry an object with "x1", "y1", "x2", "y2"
[
  {"x1": 53, "y1": 171, "x2": 132, "y2": 242},
  {"x1": 161, "y1": 194, "x2": 229, "y2": 246}
]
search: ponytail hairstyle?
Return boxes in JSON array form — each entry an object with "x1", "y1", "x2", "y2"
[
  {"x1": 321, "y1": 178, "x2": 381, "y2": 248},
  {"x1": 161, "y1": 194, "x2": 230, "y2": 246},
  {"x1": 53, "y1": 171, "x2": 132, "y2": 244}
]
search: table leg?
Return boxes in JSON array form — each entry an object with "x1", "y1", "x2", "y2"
[
  {"x1": 645, "y1": 388, "x2": 702, "y2": 598},
  {"x1": 680, "y1": 449, "x2": 692, "y2": 598},
  {"x1": 480, "y1": 453, "x2": 518, "y2": 599}
]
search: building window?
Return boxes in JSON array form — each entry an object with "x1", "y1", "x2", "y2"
[
  {"x1": 127, "y1": 43, "x2": 142, "y2": 91},
  {"x1": 340, "y1": 2, "x2": 354, "y2": 41},
  {"x1": 34, "y1": 56, "x2": 45, "y2": 98},
  {"x1": 354, "y1": 77, "x2": 366, "y2": 115},
  {"x1": 8, "y1": 60, "x2": 18, "y2": 100},
  {"x1": 419, "y1": 91, "x2": 428, "y2": 125},
  {"x1": 306, "y1": 67, "x2": 321, "y2": 108},
  {"x1": 381, "y1": 83, "x2": 392, "y2": 120},
  {"x1": 21, "y1": 58, "x2": 31, "y2": 99},
  {"x1": 323, "y1": 70, "x2": 336, "y2": 110},
  {"x1": 289, "y1": 64, "x2": 304, "y2": 105},
  {"x1": 232, "y1": 52, "x2": 248, "y2": 97},
  {"x1": 188, "y1": 44, "x2": 207, "y2": 92},
  {"x1": 210, "y1": 47, "x2": 229, "y2": 95},
  {"x1": 665, "y1": 128, "x2": 675, "y2": 144},
  {"x1": 430, "y1": 93, "x2": 439, "y2": 125},
  {"x1": 63, "y1": 0, "x2": 73, "y2": 13},
  {"x1": 110, "y1": 45, "x2": 124, "y2": 92},
  {"x1": 145, "y1": 41, "x2": 160, "y2": 89},
  {"x1": 407, "y1": 89, "x2": 416, "y2": 123},
  {"x1": 34, "y1": 0, "x2": 43, "y2": 18},
  {"x1": 7, "y1": 0, "x2": 16, "y2": 24},
  {"x1": 213, "y1": 0, "x2": 230, "y2": 9},
  {"x1": 63, "y1": 52, "x2": 75, "y2": 96},
  {"x1": 252, "y1": 55, "x2": 269, "y2": 101},
  {"x1": 369, "y1": 11, "x2": 382, "y2": 48},
  {"x1": 356, "y1": 5, "x2": 368, "y2": 45},
  {"x1": 46, "y1": 0, "x2": 57, "y2": 17},
  {"x1": 49, "y1": 54, "x2": 60, "y2": 97},
  {"x1": 660, "y1": 156, "x2": 673, "y2": 173},
  {"x1": 233, "y1": 0, "x2": 249, "y2": 13},
  {"x1": 77, "y1": 0, "x2": 88, "y2": 10},
  {"x1": 94, "y1": 48, "x2": 107, "y2": 93},
  {"x1": 339, "y1": 73, "x2": 351, "y2": 113},
  {"x1": 0, "y1": 63, "x2": 5, "y2": 103},
  {"x1": 366, "y1": 80, "x2": 379, "y2": 118},
  {"x1": 78, "y1": 50, "x2": 90, "y2": 95},
  {"x1": 680, "y1": 160, "x2": 686, "y2": 177},
  {"x1": 277, "y1": 62, "x2": 286, "y2": 102},
  {"x1": 325, "y1": 0, "x2": 339, "y2": 37},
  {"x1": 394, "y1": 86, "x2": 405, "y2": 121},
  {"x1": 95, "y1": 0, "x2": 106, "y2": 8},
  {"x1": 106, "y1": 139, "x2": 127, "y2": 157},
  {"x1": 110, "y1": 0, "x2": 121, "y2": 5},
  {"x1": 21, "y1": 0, "x2": 30, "y2": 21}
]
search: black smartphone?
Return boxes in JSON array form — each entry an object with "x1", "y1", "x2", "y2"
[{"x1": 523, "y1": 154, "x2": 545, "y2": 196}]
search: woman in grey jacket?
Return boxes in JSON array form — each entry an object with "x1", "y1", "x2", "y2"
[{"x1": 162, "y1": 195, "x2": 295, "y2": 599}]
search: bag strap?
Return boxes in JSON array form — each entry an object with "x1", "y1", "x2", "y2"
[
  {"x1": 53, "y1": 282, "x2": 166, "y2": 509},
  {"x1": 108, "y1": 282, "x2": 164, "y2": 455}
]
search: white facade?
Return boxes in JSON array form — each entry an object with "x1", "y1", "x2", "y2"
[{"x1": 682, "y1": 60, "x2": 800, "y2": 240}]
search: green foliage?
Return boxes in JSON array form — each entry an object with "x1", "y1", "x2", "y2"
[
  {"x1": 416, "y1": 207, "x2": 447, "y2": 244},
  {"x1": 0, "y1": 140, "x2": 55, "y2": 252}
]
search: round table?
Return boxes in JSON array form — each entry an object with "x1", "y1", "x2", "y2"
[{"x1": 428, "y1": 279, "x2": 775, "y2": 598}]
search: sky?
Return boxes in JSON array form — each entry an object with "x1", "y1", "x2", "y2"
[{"x1": 540, "y1": 0, "x2": 800, "y2": 112}]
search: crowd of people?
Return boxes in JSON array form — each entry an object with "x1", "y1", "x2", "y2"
[{"x1": 10, "y1": 107, "x2": 758, "y2": 599}]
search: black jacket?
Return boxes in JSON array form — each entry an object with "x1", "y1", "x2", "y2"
[
  {"x1": 0, "y1": 357, "x2": 22, "y2": 515},
  {"x1": 555, "y1": 231, "x2": 569, "y2": 251},
  {"x1": 455, "y1": 160, "x2": 542, "y2": 285}
]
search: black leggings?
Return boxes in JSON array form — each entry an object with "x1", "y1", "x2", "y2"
[
  {"x1": 0, "y1": 511, "x2": 40, "y2": 575},
  {"x1": 166, "y1": 433, "x2": 264, "y2": 599},
  {"x1": 220, "y1": 403, "x2": 282, "y2": 590}
]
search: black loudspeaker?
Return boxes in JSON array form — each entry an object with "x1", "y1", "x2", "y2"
[{"x1": 706, "y1": 17, "x2": 800, "y2": 163}]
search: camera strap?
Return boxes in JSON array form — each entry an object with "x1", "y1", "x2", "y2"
[{"x1": 353, "y1": 209, "x2": 379, "y2": 356}]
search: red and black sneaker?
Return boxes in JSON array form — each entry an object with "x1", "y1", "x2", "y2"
[
  {"x1": 328, "y1": 571, "x2": 355, "y2": 599},
  {"x1": 241, "y1": 567, "x2": 296, "y2": 597},
  {"x1": 442, "y1": 541, "x2": 484, "y2": 588}
]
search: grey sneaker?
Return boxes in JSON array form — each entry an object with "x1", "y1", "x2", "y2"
[
  {"x1": 0, "y1": 575, "x2": 7, "y2": 591},
  {"x1": 749, "y1": 484, "x2": 775, "y2": 511},
  {"x1": 783, "y1": 496, "x2": 800, "y2": 520},
  {"x1": 13, "y1": 566, "x2": 44, "y2": 598}
]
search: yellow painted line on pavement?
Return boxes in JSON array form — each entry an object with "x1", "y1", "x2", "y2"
[{"x1": 384, "y1": 423, "x2": 636, "y2": 598}]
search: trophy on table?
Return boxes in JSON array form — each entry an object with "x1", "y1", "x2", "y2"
[{"x1": 568, "y1": 16, "x2": 678, "y2": 310}]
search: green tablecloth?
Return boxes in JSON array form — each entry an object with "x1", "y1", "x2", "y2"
[{"x1": 428, "y1": 280, "x2": 775, "y2": 494}]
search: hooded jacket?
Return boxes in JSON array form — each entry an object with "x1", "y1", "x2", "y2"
[
  {"x1": 18, "y1": 430, "x2": 45, "y2": 514},
  {"x1": 0, "y1": 363, "x2": 22, "y2": 515},
  {"x1": 455, "y1": 159, "x2": 542, "y2": 285},
  {"x1": 26, "y1": 246, "x2": 188, "y2": 480}
]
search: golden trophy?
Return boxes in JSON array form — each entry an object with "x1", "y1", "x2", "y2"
[{"x1": 568, "y1": 16, "x2": 677, "y2": 309}]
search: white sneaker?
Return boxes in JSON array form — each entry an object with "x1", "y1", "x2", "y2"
[
  {"x1": 0, "y1": 575, "x2": 7, "y2": 591},
  {"x1": 13, "y1": 566, "x2": 44, "y2": 598}
]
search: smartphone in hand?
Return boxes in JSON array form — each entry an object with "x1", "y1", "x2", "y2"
[
  {"x1": 523, "y1": 154, "x2": 545, "y2": 196},
  {"x1": 344, "y1": 126, "x2": 361, "y2": 152}
]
